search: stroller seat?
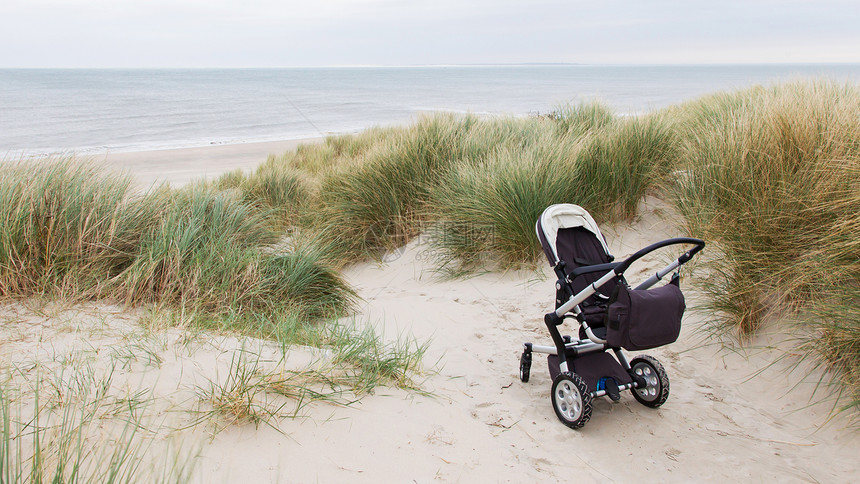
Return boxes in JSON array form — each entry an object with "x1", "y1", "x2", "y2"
[{"x1": 520, "y1": 204, "x2": 704, "y2": 429}]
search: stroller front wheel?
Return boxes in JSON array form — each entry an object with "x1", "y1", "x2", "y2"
[
  {"x1": 551, "y1": 372, "x2": 592, "y2": 429},
  {"x1": 630, "y1": 355, "x2": 670, "y2": 408},
  {"x1": 519, "y1": 350, "x2": 532, "y2": 382}
]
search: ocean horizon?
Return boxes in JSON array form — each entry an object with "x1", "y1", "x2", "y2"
[{"x1": 3, "y1": 64, "x2": 860, "y2": 157}]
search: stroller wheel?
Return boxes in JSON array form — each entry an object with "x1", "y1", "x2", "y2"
[
  {"x1": 630, "y1": 355, "x2": 670, "y2": 408},
  {"x1": 519, "y1": 351, "x2": 532, "y2": 383},
  {"x1": 551, "y1": 372, "x2": 592, "y2": 429}
]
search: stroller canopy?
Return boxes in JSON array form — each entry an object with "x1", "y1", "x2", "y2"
[{"x1": 536, "y1": 204, "x2": 611, "y2": 266}]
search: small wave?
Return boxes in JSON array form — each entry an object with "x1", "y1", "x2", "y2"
[{"x1": 4, "y1": 65, "x2": 859, "y2": 156}]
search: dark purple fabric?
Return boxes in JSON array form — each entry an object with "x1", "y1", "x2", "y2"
[
  {"x1": 548, "y1": 352, "x2": 633, "y2": 392},
  {"x1": 579, "y1": 304, "x2": 607, "y2": 326},
  {"x1": 555, "y1": 227, "x2": 617, "y2": 305},
  {"x1": 606, "y1": 283, "x2": 685, "y2": 351}
]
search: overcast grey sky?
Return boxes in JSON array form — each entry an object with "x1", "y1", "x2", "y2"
[{"x1": 1, "y1": 0, "x2": 858, "y2": 67}]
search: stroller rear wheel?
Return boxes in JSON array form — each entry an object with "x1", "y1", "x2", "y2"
[
  {"x1": 630, "y1": 355, "x2": 670, "y2": 408},
  {"x1": 551, "y1": 372, "x2": 592, "y2": 429}
]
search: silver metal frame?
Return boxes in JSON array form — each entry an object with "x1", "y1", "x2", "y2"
[
  {"x1": 553, "y1": 257, "x2": 683, "y2": 345},
  {"x1": 524, "y1": 204, "x2": 705, "y2": 424},
  {"x1": 523, "y1": 237, "x2": 704, "y2": 402}
]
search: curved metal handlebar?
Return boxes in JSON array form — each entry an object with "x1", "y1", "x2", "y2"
[
  {"x1": 613, "y1": 237, "x2": 705, "y2": 276},
  {"x1": 547, "y1": 237, "x2": 705, "y2": 326}
]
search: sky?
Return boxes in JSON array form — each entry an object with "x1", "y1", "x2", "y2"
[{"x1": 1, "y1": 0, "x2": 859, "y2": 67}]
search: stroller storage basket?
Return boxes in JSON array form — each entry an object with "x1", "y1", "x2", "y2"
[
  {"x1": 606, "y1": 282, "x2": 685, "y2": 351},
  {"x1": 520, "y1": 203, "x2": 704, "y2": 429}
]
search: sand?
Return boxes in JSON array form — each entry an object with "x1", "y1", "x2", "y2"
[
  {"x1": 101, "y1": 139, "x2": 320, "y2": 187},
  {"x1": 1, "y1": 143, "x2": 858, "y2": 482}
]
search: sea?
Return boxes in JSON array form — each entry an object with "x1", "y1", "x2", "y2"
[{"x1": 2, "y1": 64, "x2": 860, "y2": 157}]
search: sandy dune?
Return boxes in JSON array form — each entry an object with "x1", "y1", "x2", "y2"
[
  {"x1": 314, "y1": 200, "x2": 858, "y2": 483},
  {"x1": 1, "y1": 148, "x2": 858, "y2": 483}
]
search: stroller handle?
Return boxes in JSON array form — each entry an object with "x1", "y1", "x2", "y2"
[
  {"x1": 613, "y1": 237, "x2": 705, "y2": 276},
  {"x1": 549, "y1": 237, "x2": 705, "y2": 322}
]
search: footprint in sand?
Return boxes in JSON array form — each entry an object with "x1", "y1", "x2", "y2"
[
  {"x1": 425, "y1": 425, "x2": 455, "y2": 446},
  {"x1": 471, "y1": 401, "x2": 517, "y2": 431}
]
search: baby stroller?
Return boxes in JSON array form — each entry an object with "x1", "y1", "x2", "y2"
[{"x1": 519, "y1": 204, "x2": 704, "y2": 429}]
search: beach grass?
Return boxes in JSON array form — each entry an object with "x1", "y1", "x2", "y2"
[
  {"x1": 546, "y1": 99, "x2": 616, "y2": 137},
  {"x1": 237, "y1": 85, "x2": 858, "y2": 412},
  {"x1": 3, "y1": 79, "x2": 860, "y2": 422},
  {"x1": 429, "y1": 137, "x2": 580, "y2": 269},
  {"x1": 196, "y1": 324, "x2": 427, "y2": 431},
  {"x1": 225, "y1": 161, "x2": 310, "y2": 229},
  {"x1": 0, "y1": 160, "x2": 356, "y2": 331},
  {"x1": 428, "y1": 112, "x2": 675, "y2": 271},
  {"x1": 308, "y1": 114, "x2": 483, "y2": 263},
  {"x1": 572, "y1": 114, "x2": 677, "y2": 220},
  {"x1": 670, "y1": 80, "x2": 860, "y2": 408},
  {"x1": 0, "y1": 363, "x2": 197, "y2": 483},
  {"x1": 0, "y1": 161, "x2": 151, "y2": 300},
  {"x1": 265, "y1": 108, "x2": 661, "y2": 269}
]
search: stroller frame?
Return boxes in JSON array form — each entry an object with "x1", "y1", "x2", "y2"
[{"x1": 520, "y1": 204, "x2": 704, "y2": 429}]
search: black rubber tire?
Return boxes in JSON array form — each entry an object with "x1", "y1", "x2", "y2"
[
  {"x1": 519, "y1": 351, "x2": 532, "y2": 383},
  {"x1": 630, "y1": 355, "x2": 670, "y2": 408},
  {"x1": 551, "y1": 372, "x2": 592, "y2": 429}
]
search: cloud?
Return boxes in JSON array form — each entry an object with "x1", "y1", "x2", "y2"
[{"x1": 1, "y1": 0, "x2": 858, "y2": 66}]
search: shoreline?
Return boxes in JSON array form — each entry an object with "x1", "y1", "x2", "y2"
[{"x1": 100, "y1": 137, "x2": 322, "y2": 186}]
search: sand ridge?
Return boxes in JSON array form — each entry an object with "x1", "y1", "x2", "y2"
[{"x1": 1, "y1": 146, "x2": 858, "y2": 482}]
